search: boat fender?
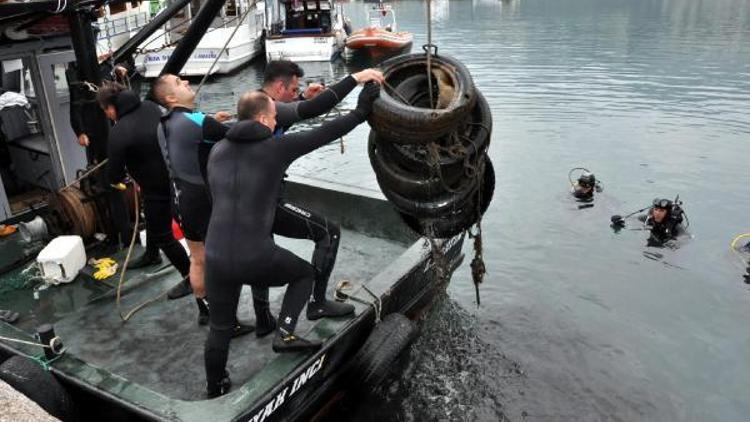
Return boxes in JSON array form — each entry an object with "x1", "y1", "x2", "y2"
[
  {"x1": 350, "y1": 313, "x2": 417, "y2": 391},
  {"x1": 0, "y1": 355, "x2": 79, "y2": 421}
]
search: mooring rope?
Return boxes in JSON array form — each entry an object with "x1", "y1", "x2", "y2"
[{"x1": 425, "y1": 0, "x2": 435, "y2": 109}]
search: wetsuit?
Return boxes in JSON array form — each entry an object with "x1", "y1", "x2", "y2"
[
  {"x1": 641, "y1": 213, "x2": 684, "y2": 245},
  {"x1": 157, "y1": 105, "x2": 270, "y2": 315},
  {"x1": 203, "y1": 107, "x2": 368, "y2": 387},
  {"x1": 107, "y1": 90, "x2": 190, "y2": 278},
  {"x1": 571, "y1": 184, "x2": 593, "y2": 201},
  {"x1": 267, "y1": 75, "x2": 358, "y2": 303},
  {"x1": 156, "y1": 107, "x2": 227, "y2": 241}
]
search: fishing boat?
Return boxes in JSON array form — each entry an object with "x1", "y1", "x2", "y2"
[
  {"x1": 344, "y1": 2, "x2": 412, "y2": 61},
  {"x1": 135, "y1": 0, "x2": 266, "y2": 77},
  {"x1": 0, "y1": 1, "x2": 468, "y2": 420},
  {"x1": 264, "y1": 0, "x2": 347, "y2": 62}
]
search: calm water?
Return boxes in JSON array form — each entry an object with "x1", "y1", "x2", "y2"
[{"x1": 199, "y1": 0, "x2": 750, "y2": 420}]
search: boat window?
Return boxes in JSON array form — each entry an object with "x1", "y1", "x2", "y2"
[
  {"x1": 51, "y1": 64, "x2": 70, "y2": 99},
  {"x1": 306, "y1": 1, "x2": 317, "y2": 10},
  {"x1": 319, "y1": 2, "x2": 330, "y2": 11}
]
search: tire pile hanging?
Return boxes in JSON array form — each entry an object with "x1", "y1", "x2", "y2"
[{"x1": 368, "y1": 52, "x2": 494, "y2": 239}]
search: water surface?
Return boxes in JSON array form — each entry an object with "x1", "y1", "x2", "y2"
[{"x1": 199, "y1": 0, "x2": 750, "y2": 420}]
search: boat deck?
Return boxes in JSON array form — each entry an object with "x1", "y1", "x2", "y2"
[{"x1": 0, "y1": 228, "x2": 406, "y2": 401}]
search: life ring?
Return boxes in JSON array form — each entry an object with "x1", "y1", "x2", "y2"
[{"x1": 368, "y1": 53, "x2": 476, "y2": 145}]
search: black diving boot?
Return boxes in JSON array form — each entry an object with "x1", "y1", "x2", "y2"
[
  {"x1": 255, "y1": 308, "x2": 277, "y2": 338},
  {"x1": 306, "y1": 299, "x2": 355, "y2": 321},
  {"x1": 232, "y1": 320, "x2": 255, "y2": 338},
  {"x1": 197, "y1": 297, "x2": 210, "y2": 326},
  {"x1": 167, "y1": 279, "x2": 193, "y2": 300},
  {"x1": 127, "y1": 250, "x2": 163, "y2": 269},
  {"x1": 206, "y1": 371, "x2": 231, "y2": 399},
  {"x1": 272, "y1": 332, "x2": 322, "y2": 353}
]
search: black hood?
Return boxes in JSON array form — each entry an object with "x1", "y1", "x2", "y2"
[
  {"x1": 225, "y1": 120, "x2": 273, "y2": 144},
  {"x1": 114, "y1": 90, "x2": 141, "y2": 118}
]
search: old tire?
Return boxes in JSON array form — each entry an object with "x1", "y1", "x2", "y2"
[
  {"x1": 0, "y1": 355, "x2": 78, "y2": 421},
  {"x1": 369, "y1": 132, "x2": 449, "y2": 200},
  {"x1": 369, "y1": 53, "x2": 476, "y2": 144},
  {"x1": 381, "y1": 168, "x2": 479, "y2": 219},
  {"x1": 400, "y1": 157, "x2": 495, "y2": 238},
  {"x1": 351, "y1": 313, "x2": 417, "y2": 389},
  {"x1": 378, "y1": 91, "x2": 493, "y2": 179}
]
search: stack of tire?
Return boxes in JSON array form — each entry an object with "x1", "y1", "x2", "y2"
[{"x1": 368, "y1": 53, "x2": 494, "y2": 238}]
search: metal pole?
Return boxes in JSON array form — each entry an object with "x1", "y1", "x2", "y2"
[
  {"x1": 160, "y1": 0, "x2": 227, "y2": 76},
  {"x1": 112, "y1": 0, "x2": 193, "y2": 64},
  {"x1": 67, "y1": 6, "x2": 110, "y2": 164}
]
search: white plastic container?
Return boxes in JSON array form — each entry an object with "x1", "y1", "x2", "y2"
[{"x1": 36, "y1": 235, "x2": 86, "y2": 284}]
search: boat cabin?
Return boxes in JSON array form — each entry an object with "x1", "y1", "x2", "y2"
[
  {"x1": 267, "y1": 0, "x2": 337, "y2": 36},
  {"x1": 0, "y1": 38, "x2": 87, "y2": 223}
]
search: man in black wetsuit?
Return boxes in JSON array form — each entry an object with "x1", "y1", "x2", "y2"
[
  {"x1": 640, "y1": 198, "x2": 685, "y2": 246},
  {"x1": 203, "y1": 83, "x2": 380, "y2": 397},
  {"x1": 150, "y1": 75, "x2": 260, "y2": 336},
  {"x1": 261, "y1": 60, "x2": 385, "y2": 320},
  {"x1": 96, "y1": 83, "x2": 191, "y2": 294},
  {"x1": 571, "y1": 171, "x2": 599, "y2": 202}
]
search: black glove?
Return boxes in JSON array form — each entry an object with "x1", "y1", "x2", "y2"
[{"x1": 354, "y1": 82, "x2": 380, "y2": 118}]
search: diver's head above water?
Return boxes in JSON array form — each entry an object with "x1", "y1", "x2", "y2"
[
  {"x1": 650, "y1": 198, "x2": 673, "y2": 223},
  {"x1": 572, "y1": 171, "x2": 597, "y2": 200}
]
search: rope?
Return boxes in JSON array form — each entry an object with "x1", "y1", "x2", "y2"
[
  {"x1": 425, "y1": 0, "x2": 435, "y2": 109},
  {"x1": 468, "y1": 160, "x2": 486, "y2": 306},
  {"x1": 59, "y1": 159, "x2": 108, "y2": 192},
  {"x1": 334, "y1": 280, "x2": 381, "y2": 323},
  {"x1": 382, "y1": 79, "x2": 412, "y2": 105},
  {"x1": 195, "y1": 5, "x2": 256, "y2": 97},
  {"x1": 114, "y1": 186, "x2": 183, "y2": 321}
]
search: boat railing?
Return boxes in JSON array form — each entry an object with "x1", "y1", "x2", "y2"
[{"x1": 96, "y1": 11, "x2": 150, "y2": 40}]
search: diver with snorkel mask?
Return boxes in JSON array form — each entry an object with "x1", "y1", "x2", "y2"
[
  {"x1": 569, "y1": 168, "x2": 603, "y2": 202},
  {"x1": 611, "y1": 196, "x2": 689, "y2": 246}
]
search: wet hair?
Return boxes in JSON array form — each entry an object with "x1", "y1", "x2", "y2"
[
  {"x1": 263, "y1": 60, "x2": 304, "y2": 87},
  {"x1": 96, "y1": 81, "x2": 127, "y2": 109},
  {"x1": 150, "y1": 74, "x2": 174, "y2": 106},
  {"x1": 237, "y1": 91, "x2": 273, "y2": 121}
]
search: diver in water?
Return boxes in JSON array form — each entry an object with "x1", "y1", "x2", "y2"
[
  {"x1": 639, "y1": 198, "x2": 687, "y2": 246},
  {"x1": 569, "y1": 168, "x2": 602, "y2": 202}
]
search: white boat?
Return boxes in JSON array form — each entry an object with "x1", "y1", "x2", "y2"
[
  {"x1": 94, "y1": 1, "x2": 152, "y2": 59},
  {"x1": 135, "y1": 0, "x2": 266, "y2": 77},
  {"x1": 264, "y1": 0, "x2": 347, "y2": 62},
  {"x1": 1, "y1": 1, "x2": 151, "y2": 58}
]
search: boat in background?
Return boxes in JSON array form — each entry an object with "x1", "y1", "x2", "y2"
[
  {"x1": 1, "y1": 1, "x2": 151, "y2": 59},
  {"x1": 135, "y1": 0, "x2": 266, "y2": 77},
  {"x1": 265, "y1": 0, "x2": 347, "y2": 62},
  {"x1": 344, "y1": 2, "x2": 412, "y2": 62}
]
